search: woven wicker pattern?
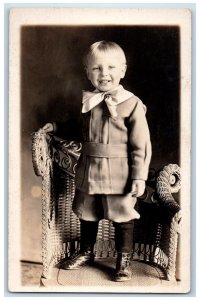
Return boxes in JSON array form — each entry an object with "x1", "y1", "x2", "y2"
[{"x1": 32, "y1": 131, "x2": 181, "y2": 281}]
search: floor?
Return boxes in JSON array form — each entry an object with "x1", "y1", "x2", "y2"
[{"x1": 21, "y1": 261, "x2": 43, "y2": 287}]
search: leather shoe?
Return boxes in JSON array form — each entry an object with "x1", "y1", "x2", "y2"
[
  {"x1": 61, "y1": 251, "x2": 95, "y2": 270},
  {"x1": 113, "y1": 252, "x2": 132, "y2": 282}
]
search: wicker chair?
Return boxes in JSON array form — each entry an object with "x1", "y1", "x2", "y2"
[{"x1": 32, "y1": 130, "x2": 181, "y2": 283}]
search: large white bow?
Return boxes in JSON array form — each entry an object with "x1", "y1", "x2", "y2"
[{"x1": 82, "y1": 85, "x2": 134, "y2": 118}]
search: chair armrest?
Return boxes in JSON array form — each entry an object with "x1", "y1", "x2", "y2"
[
  {"x1": 32, "y1": 130, "x2": 52, "y2": 177},
  {"x1": 32, "y1": 130, "x2": 82, "y2": 178},
  {"x1": 156, "y1": 164, "x2": 181, "y2": 214}
]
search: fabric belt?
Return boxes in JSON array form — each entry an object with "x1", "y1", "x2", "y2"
[{"x1": 82, "y1": 142, "x2": 128, "y2": 158}]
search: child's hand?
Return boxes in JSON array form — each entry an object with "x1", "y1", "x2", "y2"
[
  {"x1": 131, "y1": 180, "x2": 145, "y2": 197},
  {"x1": 42, "y1": 123, "x2": 54, "y2": 133}
]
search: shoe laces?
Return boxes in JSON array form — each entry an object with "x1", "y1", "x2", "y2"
[{"x1": 117, "y1": 253, "x2": 131, "y2": 268}]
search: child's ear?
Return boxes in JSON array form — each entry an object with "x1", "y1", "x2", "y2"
[
  {"x1": 85, "y1": 67, "x2": 91, "y2": 80},
  {"x1": 121, "y1": 64, "x2": 127, "y2": 79}
]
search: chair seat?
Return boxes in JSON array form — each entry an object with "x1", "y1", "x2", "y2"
[{"x1": 40, "y1": 258, "x2": 180, "y2": 292}]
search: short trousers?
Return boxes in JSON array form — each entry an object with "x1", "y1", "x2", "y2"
[{"x1": 72, "y1": 189, "x2": 140, "y2": 223}]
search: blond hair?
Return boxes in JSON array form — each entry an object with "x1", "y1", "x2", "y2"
[{"x1": 83, "y1": 41, "x2": 127, "y2": 67}]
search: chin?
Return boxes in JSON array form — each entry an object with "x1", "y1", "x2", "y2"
[
  {"x1": 97, "y1": 85, "x2": 115, "y2": 92},
  {"x1": 98, "y1": 87, "x2": 111, "y2": 92}
]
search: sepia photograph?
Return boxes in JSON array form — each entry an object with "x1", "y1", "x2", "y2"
[{"x1": 8, "y1": 7, "x2": 191, "y2": 293}]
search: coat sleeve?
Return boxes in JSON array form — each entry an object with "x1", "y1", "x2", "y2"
[{"x1": 128, "y1": 100, "x2": 152, "y2": 180}]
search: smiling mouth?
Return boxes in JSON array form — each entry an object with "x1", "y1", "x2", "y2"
[{"x1": 99, "y1": 80, "x2": 111, "y2": 84}]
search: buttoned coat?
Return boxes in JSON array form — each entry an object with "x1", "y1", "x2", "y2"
[{"x1": 73, "y1": 94, "x2": 152, "y2": 195}]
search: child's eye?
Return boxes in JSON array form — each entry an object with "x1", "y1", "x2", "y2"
[
  {"x1": 92, "y1": 67, "x2": 100, "y2": 71},
  {"x1": 109, "y1": 66, "x2": 116, "y2": 69}
]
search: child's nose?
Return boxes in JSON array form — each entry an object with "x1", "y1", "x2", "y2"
[{"x1": 101, "y1": 67, "x2": 109, "y2": 76}]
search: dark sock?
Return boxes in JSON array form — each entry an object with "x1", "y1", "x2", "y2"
[
  {"x1": 80, "y1": 220, "x2": 99, "y2": 252},
  {"x1": 113, "y1": 220, "x2": 134, "y2": 253}
]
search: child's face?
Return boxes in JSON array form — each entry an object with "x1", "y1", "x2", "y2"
[{"x1": 86, "y1": 52, "x2": 127, "y2": 92}]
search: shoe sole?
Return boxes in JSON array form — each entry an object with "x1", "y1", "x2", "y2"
[{"x1": 114, "y1": 277, "x2": 132, "y2": 282}]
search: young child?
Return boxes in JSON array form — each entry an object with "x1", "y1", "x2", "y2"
[{"x1": 42, "y1": 41, "x2": 152, "y2": 282}]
